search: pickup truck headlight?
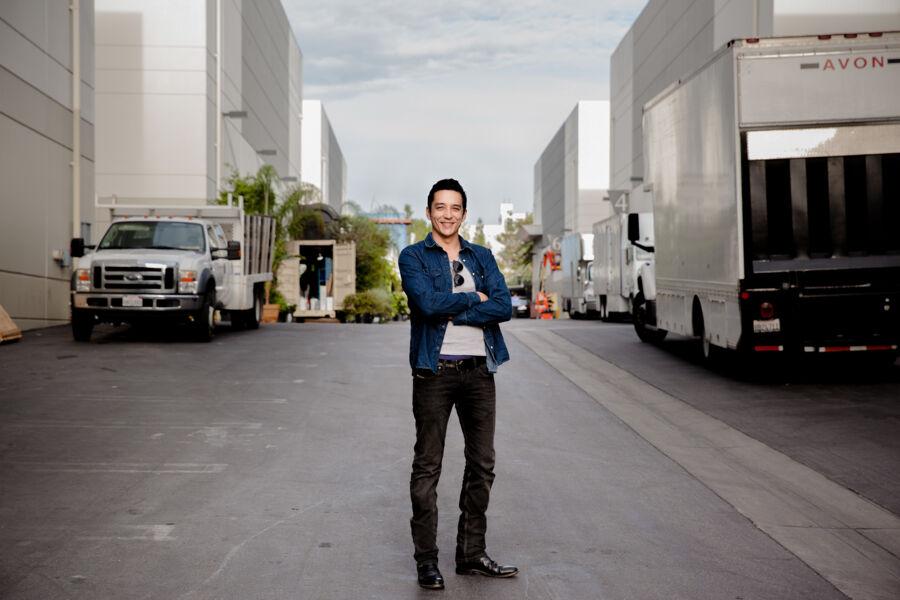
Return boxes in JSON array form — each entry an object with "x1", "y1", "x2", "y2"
[
  {"x1": 179, "y1": 270, "x2": 199, "y2": 294},
  {"x1": 75, "y1": 269, "x2": 91, "y2": 292}
]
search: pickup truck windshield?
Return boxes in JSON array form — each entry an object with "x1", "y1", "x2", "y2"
[{"x1": 98, "y1": 222, "x2": 205, "y2": 252}]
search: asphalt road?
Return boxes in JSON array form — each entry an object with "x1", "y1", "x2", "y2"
[
  {"x1": 549, "y1": 320, "x2": 900, "y2": 515},
  {"x1": 0, "y1": 318, "x2": 893, "y2": 599}
]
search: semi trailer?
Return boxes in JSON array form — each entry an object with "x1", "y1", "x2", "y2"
[{"x1": 632, "y1": 32, "x2": 900, "y2": 359}]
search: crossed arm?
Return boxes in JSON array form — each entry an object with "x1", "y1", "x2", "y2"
[
  {"x1": 451, "y1": 251, "x2": 511, "y2": 327},
  {"x1": 398, "y1": 248, "x2": 512, "y2": 327}
]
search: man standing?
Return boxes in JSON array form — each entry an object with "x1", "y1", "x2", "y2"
[{"x1": 398, "y1": 178, "x2": 518, "y2": 590}]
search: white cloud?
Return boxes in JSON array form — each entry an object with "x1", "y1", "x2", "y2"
[{"x1": 283, "y1": 0, "x2": 645, "y2": 221}]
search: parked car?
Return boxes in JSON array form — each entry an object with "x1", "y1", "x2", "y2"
[{"x1": 510, "y1": 289, "x2": 530, "y2": 319}]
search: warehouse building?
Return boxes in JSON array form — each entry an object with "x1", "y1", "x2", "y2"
[
  {"x1": 528, "y1": 100, "x2": 610, "y2": 299},
  {"x1": 0, "y1": 0, "x2": 95, "y2": 331},
  {"x1": 93, "y1": 0, "x2": 304, "y2": 235},
  {"x1": 611, "y1": 0, "x2": 900, "y2": 198},
  {"x1": 301, "y1": 99, "x2": 347, "y2": 213},
  {"x1": 534, "y1": 101, "x2": 610, "y2": 239}
]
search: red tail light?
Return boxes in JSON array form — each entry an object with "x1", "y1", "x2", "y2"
[{"x1": 759, "y1": 302, "x2": 775, "y2": 319}]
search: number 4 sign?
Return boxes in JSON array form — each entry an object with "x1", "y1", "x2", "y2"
[{"x1": 608, "y1": 190, "x2": 629, "y2": 214}]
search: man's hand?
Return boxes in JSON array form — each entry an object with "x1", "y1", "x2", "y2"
[{"x1": 477, "y1": 292, "x2": 488, "y2": 302}]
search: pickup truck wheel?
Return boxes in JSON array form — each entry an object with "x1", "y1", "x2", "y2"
[
  {"x1": 633, "y1": 293, "x2": 667, "y2": 344},
  {"x1": 72, "y1": 309, "x2": 94, "y2": 342},
  {"x1": 244, "y1": 288, "x2": 262, "y2": 330},
  {"x1": 193, "y1": 289, "x2": 215, "y2": 342}
]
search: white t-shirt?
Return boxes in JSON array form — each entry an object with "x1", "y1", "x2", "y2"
[{"x1": 439, "y1": 257, "x2": 486, "y2": 357}]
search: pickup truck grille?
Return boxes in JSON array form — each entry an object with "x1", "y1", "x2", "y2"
[{"x1": 99, "y1": 265, "x2": 175, "y2": 291}]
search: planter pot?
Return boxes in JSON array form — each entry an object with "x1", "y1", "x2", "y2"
[{"x1": 261, "y1": 303, "x2": 280, "y2": 324}]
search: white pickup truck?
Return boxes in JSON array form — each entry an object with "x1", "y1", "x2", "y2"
[{"x1": 70, "y1": 198, "x2": 275, "y2": 342}]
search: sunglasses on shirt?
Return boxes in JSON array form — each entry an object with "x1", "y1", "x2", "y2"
[{"x1": 452, "y1": 260, "x2": 464, "y2": 287}]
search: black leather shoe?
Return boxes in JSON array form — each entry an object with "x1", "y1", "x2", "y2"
[
  {"x1": 417, "y1": 562, "x2": 445, "y2": 589},
  {"x1": 455, "y1": 555, "x2": 518, "y2": 578}
]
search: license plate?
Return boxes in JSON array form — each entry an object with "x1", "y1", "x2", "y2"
[
  {"x1": 122, "y1": 295, "x2": 143, "y2": 307},
  {"x1": 753, "y1": 318, "x2": 781, "y2": 333}
]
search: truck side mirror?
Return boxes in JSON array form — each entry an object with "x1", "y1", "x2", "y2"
[
  {"x1": 71, "y1": 238, "x2": 85, "y2": 258},
  {"x1": 627, "y1": 213, "x2": 640, "y2": 243},
  {"x1": 227, "y1": 240, "x2": 241, "y2": 260}
]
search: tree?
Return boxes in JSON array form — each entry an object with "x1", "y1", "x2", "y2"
[
  {"x1": 327, "y1": 214, "x2": 395, "y2": 292},
  {"x1": 409, "y1": 217, "x2": 431, "y2": 243},
  {"x1": 342, "y1": 200, "x2": 362, "y2": 216},
  {"x1": 473, "y1": 218, "x2": 488, "y2": 247},
  {"x1": 373, "y1": 204, "x2": 401, "y2": 216},
  {"x1": 495, "y1": 213, "x2": 534, "y2": 289},
  {"x1": 219, "y1": 164, "x2": 279, "y2": 215}
]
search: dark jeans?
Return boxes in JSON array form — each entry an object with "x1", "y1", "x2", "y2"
[{"x1": 410, "y1": 363, "x2": 496, "y2": 565}]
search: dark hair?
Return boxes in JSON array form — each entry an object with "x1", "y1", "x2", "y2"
[{"x1": 427, "y1": 178, "x2": 467, "y2": 211}]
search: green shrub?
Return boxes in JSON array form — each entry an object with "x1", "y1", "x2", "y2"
[
  {"x1": 342, "y1": 289, "x2": 395, "y2": 323},
  {"x1": 392, "y1": 291, "x2": 409, "y2": 319}
]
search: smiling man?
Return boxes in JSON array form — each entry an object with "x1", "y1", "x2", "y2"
[{"x1": 398, "y1": 178, "x2": 517, "y2": 590}]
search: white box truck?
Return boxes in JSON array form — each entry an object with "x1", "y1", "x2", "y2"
[
  {"x1": 70, "y1": 196, "x2": 275, "y2": 341},
  {"x1": 632, "y1": 32, "x2": 900, "y2": 359},
  {"x1": 546, "y1": 232, "x2": 595, "y2": 319},
  {"x1": 591, "y1": 187, "x2": 655, "y2": 321}
]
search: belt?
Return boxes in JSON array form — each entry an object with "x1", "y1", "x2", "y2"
[{"x1": 437, "y1": 356, "x2": 486, "y2": 371}]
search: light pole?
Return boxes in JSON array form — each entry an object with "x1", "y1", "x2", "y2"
[{"x1": 70, "y1": 0, "x2": 81, "y2": 239}]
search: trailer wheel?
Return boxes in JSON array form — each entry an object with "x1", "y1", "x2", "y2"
[
  {"x1": 72, "y1": 308, "x2": 94, "y2": 342},
  {"x1": 693, "y1": 301, "x2": 721, "y2": 363},
  {"x1": 633, "y1": 292, "x2": 666, "y2": 343}
]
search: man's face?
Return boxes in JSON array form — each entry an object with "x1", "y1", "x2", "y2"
[{"x1": 426, "y1": 190, "x2": 466, "y2": 239}]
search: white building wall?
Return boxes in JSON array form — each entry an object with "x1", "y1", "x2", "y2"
[
  {"x1": 288, "y1": 39, "x2": 303, "y2": 181},
  {"x1": 301, "y1": 100, "x2": 322, "y2": 191},
  {"x1": 95, "y1": 0, "x2": 303, "y2": 216},
  {"x1": 534, "y1": 101, "x2": 610, "y2": 240},
  {"x1": 772, "y1": 0, "x2": 900, "y2": 36},
  {"x1": 301, "y1": 99, "x2": 347, "y2": 212},
  {"x1": 0, "y1": 0, "x2": 95, "y2": 331},
  {"x1": 611, "y1": 0, "x2": 900, "y2": 195},
  {"x1": 576, "y1": 101, "x2": 610, "y2": 234}
]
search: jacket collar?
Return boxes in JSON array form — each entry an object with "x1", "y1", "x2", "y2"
[{"x1": 424, "y1": 231, "x2": 472, "y2": 251}]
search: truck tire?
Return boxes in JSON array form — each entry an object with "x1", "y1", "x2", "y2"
[
  {"x1": 694, "y1": 303, "x2": 722, "y2": 364},
  {"x1": 633, "y1": 293, "x2": 667, "y2": 344},
  {"x1": 244, "y1": 287, "x2": 262, "y2": 330},
  {"x1": 72, "y1": 309, "x2": 94, "y2": 342},
  {"x1": 193, "y1": 288, "x2": 216, "y2": 342}
]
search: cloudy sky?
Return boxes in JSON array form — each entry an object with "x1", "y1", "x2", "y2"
[{"x1": 283, "y1": 1, "x2": 646, "y2": 223}]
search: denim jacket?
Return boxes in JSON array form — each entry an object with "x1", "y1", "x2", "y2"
[{"x1": 399, "y1": 232, "x2": 511, "y2": 374}]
